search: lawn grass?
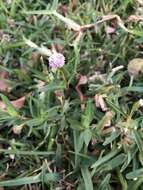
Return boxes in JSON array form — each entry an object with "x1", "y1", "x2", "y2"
[{"x1": 0, "y1": 0, "x2": 143, "y2": 189}]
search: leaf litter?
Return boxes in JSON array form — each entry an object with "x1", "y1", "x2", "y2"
[{"x1": 1, "y1": 1, "x2": 143, "y2": 190}]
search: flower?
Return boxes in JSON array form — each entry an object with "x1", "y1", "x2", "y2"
[{"x1": 48, "y1": 53, "x2": 65, "y2": 69}]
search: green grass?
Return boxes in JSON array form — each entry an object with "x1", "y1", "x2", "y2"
[{"x1": 0, "y1": 0, "x2": 143, "y2": 189}]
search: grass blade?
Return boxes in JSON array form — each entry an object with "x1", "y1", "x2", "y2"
[
  {"x1": 81, "y1": 167, "x2": 94, "y2": 190},
  {"x1": 0, "y1": 173, "x2": 59, "y2": 187}
]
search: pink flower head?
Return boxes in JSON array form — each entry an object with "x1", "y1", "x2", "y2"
[{"x1": 48, "y1": 53, "x2": 65, "y2": 69}]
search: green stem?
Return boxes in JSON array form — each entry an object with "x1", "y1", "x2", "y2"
[{"x1": 129, "y1": 75, "x2": 134, "y2": 88}]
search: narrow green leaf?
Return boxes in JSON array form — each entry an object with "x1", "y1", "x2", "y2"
[
  {"x1": 126, "y1": 168, "x2": 143, "y2": 179},
  {"x1": 117, "y1": 170, "x2": 128, "y2": 190},
  {"x1": 121, "y1": 144, "x2": 137, "y2": 172},
  {"x1": 128, "y1": 177, "x2": 143, "y2": 190},
  {"x1": 0, "y1": 173, "x2": 59, "y2": 187},
  {"x1": 133, "y1": 130, "x2": 143, "y2": 155},
  {"x1": 81, "y1": 167, "x2": 94, "y2": 190},
  {"x1": 77, "y1": 132, "x2": 84, "y2": 152},
  {"x1": 83, "y1": 129, "x2": 92, "y2": 147},
  {"x1": 0, "y1": 148, "x2": 54, "y2": 156},
  {"x1": 122, "y1": 86, "x2": 143, "y2": 93},
  {"x1": 51, "y1": 0, "x2": 59, "y2": 10},
  {"x1": 103, "y1": 154, "x2": 126, "y2": 170},
  {"x1": 97, "y1": 174, "x2": 111, "y2": 190},
  {"x1": 0, "y1": 174, "x2": 40, "y2": 187},
  {"x1": 81, "y1": 100, "x2": 94, "y2": 128},
  {"x1": 91, "y1": 149, "x2": 120, "y2": 175},
  {"x1": 0, "y1": 94, "x2": 19, "y2": 117},
  {"x1": 68, "y1": 119, "x2": 83, "y2": 130},
  {"x1": 103, "y1": 131, "x2": 121, "y2": 146}
]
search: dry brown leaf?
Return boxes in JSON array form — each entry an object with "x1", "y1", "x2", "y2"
[
  {"x1": 94, "y1": 94, "x2": 108, "y2": 111},
  {"x1": 59, "y1": 5, "x2": 69, "y2": 16},
  {"x1": 104, "y1": 111, "x2": 113, "y2": 127},
  {"x1": 78, "y1": 75, "x2": 88, "y2": 85},
  {"x1": 8, "y1": 18, "x2": 15, "y2": 28},
  {"x1": 0, "y1": 96, "x2": 26, "y2": 112},
  {"x1": 0, "y1": 70, "x2": 10, "y2": 92},
  {"x1": 38, "y1": 80, "x2": 45, "y2": 90},
  {"x1": 76, "y1": 75, "x2": 88, "y2": 110},
  {"x1": 55, "y1": 90, "x2": 64, "y2": 106},
  {"x1": 8, "y1": 147, "x2": 15, "y2": 160},
  {"x1": 55, "y1": 44, "x2": 64, "y2": 54},
  {"x1": 13, "y1": 124, "x2": 25, "y2": 134},
  {"x1": 70, "y1": 0, "x2": 78, "y2": 10},
  {"x1": 128, "y1": 58, "x2": 143, "y2": 78},
  {"x1": 128, "y1": 15, "x2": 143, "y2": 22},
  {"x1": 0, "y1": 144, "x2": 3, "y2": 156},
  {"x1": 11, "y1": 96, "x2": 26, "y2": 109}
]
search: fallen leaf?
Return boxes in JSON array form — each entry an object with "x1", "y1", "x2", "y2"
[
  {"x1": 8, "y1": 18, "x2": 15, "y2": 28},
  {"x1": 31, "y1": 52, "x2": 40, "y2": 61},
  {"x1": 11, "y1": 96, "x2": 26, "y2": 109},
  {"x1": 70, "y1": 0, "x2": 78, "y2": 10},
  {"x1": 0, "y1": 144, "x2": 3, "y2": 155},
  {"x1": 128, "y1": 15, "x2": 143, "y2": 22},
  {"x1": 55, "y1": 44, "x2": 64, "y2": 54},
  {"x1": 123, "y1": 133, "x2": 133, "y2": 145},
  {"x1": 55, "y1": 90, "x2": 64, "y2": 106},
  {"x1": 73, "y1": 31, "x2": 83, "y2": 45},
  {"x1": 0, "y1": 70, "x2": 10, "y2": 92},
  {"x1": 78, "y1": 75, "x2": 88, "y2": 85},
  {"x1": 94, "y1": 94, "x2": 108, "y2": 111},
  {"x1": 0, "y1": 96, "x2": 25, "y2": 112},
  {"x1": 103, "y1": 111, "x2": 113, "y2": 127},
  {"x1": 8, "y1": 147, "x2": 14, "y2": 160},
  {"x1": 13, "y1": 124, "x2": 25, "y2": 134},
  {"x1": 76, "y1": 75, "x2": 88, "y2": 110},
  {"x1": 59, "y1": 5, "x2": 68, "y2": 16},
  {"x1": 128, "y1": 58, "x2": 143, "y2": 78},
  {"x1": 38, "y1": 80, "x2": 45, "y2": 89}
]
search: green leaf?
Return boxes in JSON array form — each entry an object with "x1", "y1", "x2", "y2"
[
  {"x1": 0, "y1": 94, "x2": 19, "y2": 117},
  {"x1": 83, "y1": 129, "x2": 92, "y2": 147},
  {"x1": 117, "y1": 170, "x2": 128, "y2": 190},
  {"x1": 128, "y1": 177, "x2": 143, "y2": 190},
  {"x1": 94, "y1": 113, "x2": 112, "y2": 135},
  {"x1": 103, "y1": 131, "x2": 121, "y2": 146},
  {"x1": 51, "y1": 0, "x2": 59, "y2": 10},
  {"x1": 133, "y1": 130, "x2": 143, "y2": 155},
  {"x1": 68, "y1": 119, "x2": 83, "y2": 130},
  {"x1": 81, "y1": 167, "x2": 94, "y2": 190},
  {"x1": 103, "y1": 154, "x2": 126, "y2": 170},
  {"x1": 97, "y1": 174, "x2": 111, "y2": 190},
  {"x1": 0, "y1": 148, "x2": 54, "y2": 156},
  {"x1": 77, "y1": 132, "x2": 84, "y2": 152},
  {"x1": 91, "y1": 149, "x2": 120, "y2": 174},
  {"x1": 121, "y1": 144, "x2": 137, "y2": 172},
  {"x1": 122, "y1": 86, "x2": 143, "y2": 93},
  {"x1": 0, "y1": 173, "x2": 59, "y2": 187},
  {"x1": 126, "y1": 168, "x2": 143, "y2": 179},
  {"x1": 81, "y1": 100, "x2": 95, "y2": 128},
  {"x1": 25, "y1": 118, "x2": 44, "y2": 127}
]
